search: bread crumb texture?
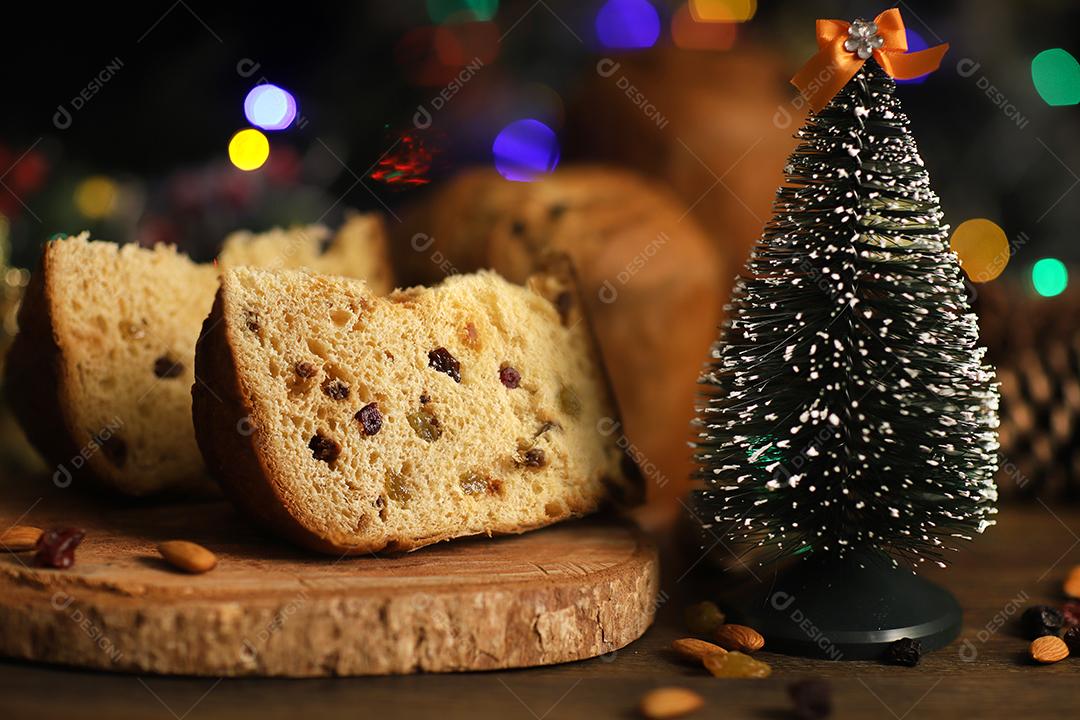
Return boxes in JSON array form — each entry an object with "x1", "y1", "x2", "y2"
[{"x1": 211, "y1": 267, "x2": 634, "y2": 552}]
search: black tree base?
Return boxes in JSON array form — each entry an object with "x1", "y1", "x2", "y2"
[{"x1": 723, "y1": 554, "x2": 962, "y2": 661}]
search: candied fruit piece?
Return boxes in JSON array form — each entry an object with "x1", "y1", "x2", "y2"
[
  {"x1": 355, "y1": 403, "x2": 382, "y2": 436},
  {"x1": 153, "y1": 356, "x2": 183, "y2": 378},
  {"x1": 462, "y1": 322, "x2": 480, "y2": 350},
  {"x1": 407, "y1": 410, "x2": 443, "y2": 442},
  {"x1": 428, "y1": 347, "x2": 461, "y2": 383},
  {"x1": 558, "y1": 385, "x2": 582, "y2": 418},
  {"x1": 684, "y1": 601, "x2": 726, "y2": 635},
  {"x1": 308, "y1": 433, "x2": 340, "y2": 463},
  {"x1": 703, "y1": 651, "x2": 771, "y2": 678},
  {"x1": 499, "y1": 365, "x2": 521, "y2": 389}
]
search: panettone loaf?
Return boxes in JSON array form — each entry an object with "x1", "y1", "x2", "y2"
[
  {"x1": 6, "y1": 213, "x2": 394, "y2": 496},
  {"x1": 393, "y1": 166, "x2": 723, "y2": 511},
  {"x1": 192, "y1": 265, "x2": 640, "y2": 553}
]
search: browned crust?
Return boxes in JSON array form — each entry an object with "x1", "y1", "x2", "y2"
[
  {"x1": 5, "y1": 242, "x2": 98, "y2": 487},
  {"x1": 192, "y1": 289, "x2": 347, "y2": 554}
]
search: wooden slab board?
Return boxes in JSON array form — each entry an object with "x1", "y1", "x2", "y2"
[{"x1": 0, "y1": 481, "x2": 658, "y2": 677}]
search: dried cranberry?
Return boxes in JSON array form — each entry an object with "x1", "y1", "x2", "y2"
[
  {"x1": 499, "y1": 365, "x2": 521, "y2": 389},
  {"x1": 1022, "y1": 605, "x2": 1064, "y2": 639},
  {"x1": 34, "y1": 527, "x2": 85, "y2": 569},
  {"x1": 522, "y1": 448, "x2": 546, "y2": 468},
  {"x1": 788, "y1": 679, "x2": 831, "y2": 720},
  {"x1": 882, "y1": 637, "x2": 921, "y2": 667},
  {"x1": 355, "y1": 403, "x2": 382, "y2": 436},
  {"x1": 428, "y1": 347, "x2": 461, "y2": 383},
  {"x1": 308, "y1": 433, "x2": 340, "y2": 463},
  {"x1": 322, "y1": 379, "x2": 350, "y2": 400},
  {"x1": 153, "y1": 356, "x2": 183, "y2": 378},
  {"x1": 294, "y1": 361, "x2": 317, "y2": 378}
]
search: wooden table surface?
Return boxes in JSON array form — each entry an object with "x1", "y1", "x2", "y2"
[{"x1": 2, "y1": 500, "x2": 1079, "y2": 719}]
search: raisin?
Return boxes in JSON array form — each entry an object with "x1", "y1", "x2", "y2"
[
  {"x1": 34, "y1": 527, "x2": 85, "y2": 569},
  {"x1": 882, "y1": 637, "x2": 921, "y2": 666},
  {"x1": 308, "y1": 433, "x2": 340, "y2": 463},
  {"x1": 703, "y1": 651, "x2": 771, "y2": 678},
  {"x1": 1065, "y1": 626, "x2": 1080, "y2": 654},
  {"x1": 153, "y1": 356, "x2": 183, "y2": 378},
  {"x1": 245, "y1": 311, "x2": 260, "y2": 332},
  {"x1": 788, "y1": 679, "x2": 831, "y2": 720},
  {"x1": 548, "y1": 203, "x2": 567, "y2": 220},
  {"x1": 294, "y1": 361, "x2": 317, "y2": 378},
  {"x1": 101, "y1": 435, "x2": 127, "y2": 468},
  {"x1": 407, "y1": 410, "x2": 442, "y2": 442},
  {"x1": 499, "y1": 365, "x2": 521, "y2": 389},
  {"x1": 522, "y1": 448, "x2": 546, "y2": 468},
  {"x1": 554, "y1": 291, "x2": 573, "y2": 325},
  {"x1": 460, "y1": 472, "x2": 503, "y2": 496},
  {"x1": 1022, "y1": 605, "x2": 1064, "y2": 639},
  {"x1": 428, "y1": 347, "x2": 461, "y2": 383},
  {"x1": 684, "y1": 601, "x2": 726, "y2": 635},
  {"x1": 355, "y1": 403, "x2": 382, "y2": 436},
  {"x1": 510, "y1": 219, "x2": 526, "y2": 236},
  {"x1": 419, "y1": 393, "x2": 431, "y2": 405},
  {"x1": 385, "y1": 470, "x2": 411, "y2": 504},
  {"x1": 558, "y1": 385, "x2": 582, "y2": 418},
  {"x1": 321, "y1": 378, "x2": 350, "y2": 400}
]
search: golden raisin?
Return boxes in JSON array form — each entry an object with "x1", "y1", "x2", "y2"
[
  {"x1": 684, "y1": 601, "x2": 726, "y2": 636},
  {"x1": 460, "y1": 472, "x2": 503, "y2": 496},
  {"x1": 703, "y1": 651, "x2": 771, "y2": 678},
  {"x1": 407, "y1": 410, "x2": 443, "y2": 442},
  {"x1": 385, "y1": 470, "x2": 411, "y2": 504},
  {"x1": 558, "y1": 385, "x2": 582, "y2": 418}
]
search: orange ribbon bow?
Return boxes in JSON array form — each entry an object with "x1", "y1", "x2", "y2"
[{"x1": 791, "y1": 8, "x2": 948, "y2": 113}]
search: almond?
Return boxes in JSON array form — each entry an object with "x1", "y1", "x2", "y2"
[
  {"x1": 1031, "y1": 635, "x2": 1069, "y2": 664},
  {"x1": 714, "y1": 624, "x2": 765, "y2": 653},
  {"x1": 157, "y1": 540, "x2": 217, "y2": 574},
  {"x1": 1, "y1": 525, "x2": 43, "y2": 551},
  {"x1": 672, "y1": 637, "x2": 726, "y2": 662},
  {"x1": 1064, "y1": 565, "x2": 1080, "y2": 599},
  {"x1": 639, "y1": 687, "x2": 704, "y2": 719}
]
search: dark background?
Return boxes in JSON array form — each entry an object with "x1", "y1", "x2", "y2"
[{"x1": 2, "y1": 0, "x2": 1077, "y2": 271}]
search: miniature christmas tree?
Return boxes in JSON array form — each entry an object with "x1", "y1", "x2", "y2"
[{"x1": 693, "y1": 12, "x2": 999, "y2": 658}]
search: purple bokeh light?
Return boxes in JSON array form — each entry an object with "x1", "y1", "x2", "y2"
[
  {"x1": 492, "y1": 119, "x2": 560, "y2": 182},
  {"x1": 595, "y1": 0, "x2": 661, "y2": 50}
]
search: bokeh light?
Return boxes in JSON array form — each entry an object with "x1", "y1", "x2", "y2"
[
  {"x1": 426, "y1": 0, "x2": 498, "y2": 23},
  {"x1": 493, "y1": 119, "x2": 560, "y2": 182},
  {"x1": 950, "y1": 218, "x2": 1010, "y2": 283},
  {"x1": 689, "y1": 0, "x2": 756, "y2": 22},
  {"x1": 228, "y1": 128, "x2": 270, "y2": 171},
  {"x1": 73, "y1": 176, "x2": 118, "y2": 219},
  {"x1": 244, "y1": 84, "x2": 297, "y2": 131},
  {"x1": 895, "y1": 28, "x2": 931, "y2": 85},
  {"x1": 1032, "y1": 258, "x2": 1068, "y2": 297},
  {"x1": 1031, "y1": 48, "x2": 1080, "y2": 106},
  {"x1": 595, "y1": 0, "x2": 661, "y2": 50},
  {"x1": 672, "y1": 2, "x2": 737, "y2": 51}
]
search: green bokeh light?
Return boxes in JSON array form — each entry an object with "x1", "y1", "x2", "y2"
[
  {"x1": 1031, "y1": 48, "x2": 1080, "y2": 106},
  {"x1": 426, "y1": 0, "x2": 498, "y2": 23},
  {"x1": 1032, "y1": 258, "x2": 1068, "y2": 297}
]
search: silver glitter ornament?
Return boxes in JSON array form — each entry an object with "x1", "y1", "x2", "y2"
[{"x1": 843, "y1": 18, "x2": 885, "y2": 60}]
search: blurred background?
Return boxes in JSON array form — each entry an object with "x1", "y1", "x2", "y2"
[{"x1": 3, "y1": 0, "x2": 1080, "y2": 505}]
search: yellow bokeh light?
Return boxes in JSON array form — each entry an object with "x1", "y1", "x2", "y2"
[
  {"x1": 228, "y1": 128, "x2": 270, "y2": 171},
  {"x1": 74, "y1": 176, "x2": 118, "y2": 219},
  {"x1": 950, "y1": 218, "x2": 1010, "y2": 283},
  {"x1": 690, "y1": 0, "x2": 756, "y2": 22}
]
